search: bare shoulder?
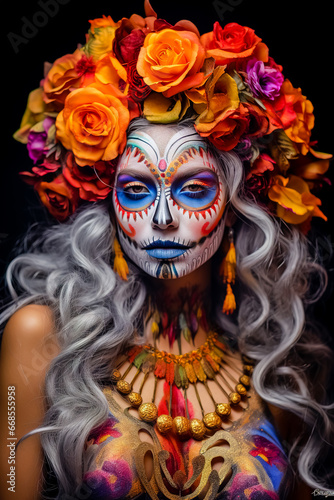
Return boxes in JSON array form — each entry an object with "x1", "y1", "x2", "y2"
[
  {"x1": 0, "y1": 303, "x2": 59, "y2": 389},
  {"x1": 2, "y1": 304, "x2": 55, "y2": 343}
]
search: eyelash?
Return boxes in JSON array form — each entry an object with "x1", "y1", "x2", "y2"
[
  {"x1": 123, "y1": 182, "x2": 149, "y2": 194},
  {"x1": 181, "y1": 180, "x2": 207, "y2": 190}
]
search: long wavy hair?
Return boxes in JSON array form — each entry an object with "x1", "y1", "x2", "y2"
[{"x1": 1, "y1": 119, "x2": 333, "y2": 498}]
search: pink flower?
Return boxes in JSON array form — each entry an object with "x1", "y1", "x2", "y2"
[{"x1": 246, "y1": 58, "x2": 284, "y2": 101}]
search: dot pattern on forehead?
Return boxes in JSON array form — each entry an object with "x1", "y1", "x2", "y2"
[{"x1": 145, "y1": 146, "x2": 217, "y2": 187}]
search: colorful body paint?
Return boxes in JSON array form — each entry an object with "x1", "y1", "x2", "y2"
[
  {"x1": 113, "y1": 127, "x2": 226, "y2": 279},
  {"x1": 82, "y1": 387, "x2": 292, "y2": 499}
]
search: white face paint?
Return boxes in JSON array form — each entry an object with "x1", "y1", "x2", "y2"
[{"x1": 112, "y1": 126, "x2": 226, "y2": 279}]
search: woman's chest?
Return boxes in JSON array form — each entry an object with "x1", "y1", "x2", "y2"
[{"x1": 82, "y1": 387, "x2": 292, "y2": 499}]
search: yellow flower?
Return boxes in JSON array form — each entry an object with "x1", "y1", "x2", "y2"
[
  {"x1": 85, "y1": 21, "x2": 121, "y2": 61},
  {"x1": 142, "y1": 92, "x2": 190, "y2": 123},
  {"x1": 268, "y1": 175, "x2": 327, "y2": 224},
  {"x1": 188, "y1": 66, "x2": 239, "y2": 128},
  {"x1": 13, "y1": 88, "x2": 48, "y2": 144}
]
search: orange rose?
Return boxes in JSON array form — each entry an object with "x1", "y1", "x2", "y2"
[
  {"x1": 35, "y1": 174, "x2": 79, "y2": 221},
  {"x1": 56, "y1": 83, "x2": 130, "y2": 166},
  {"x1": 200, "y1": 22, "x2": 261, "y2": 65},
  {"x1": 137, "y1": 28, "x2": 206, "y2": 97},
  {"x1": 43, "y1": 49, "x2": 84, "y2": 106}
]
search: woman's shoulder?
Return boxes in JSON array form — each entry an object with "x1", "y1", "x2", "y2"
[
  {"x1": 2, "y1": 304, "x2": 56, "y2": 344},
  {"x1": 1, "y1": 304, "x2": 59, "y2": 375}
]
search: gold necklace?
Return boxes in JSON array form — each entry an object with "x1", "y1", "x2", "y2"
[{"x1": 110, "y1": 332, "x2": 254, "y2": 441}]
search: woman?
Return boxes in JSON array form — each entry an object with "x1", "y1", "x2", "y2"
[{"x1": 0, "y1": 3, "x2": 333, "y2": 499}]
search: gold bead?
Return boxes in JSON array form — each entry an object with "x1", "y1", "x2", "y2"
[
  {"x1": 138, "y1": 402, "x2": 158, "y2": 423},
  {"x1": 235, "y1": 383, "x2": 247, "y2": 396},
  {"x1": 228, "y1": 392, "x2": 241, "y2": 405},
  {"x1": 203, "y1": 412, "x2": 221, "y2": 430},
  {"x1": 215, "y1": 402, "x2": 231, "y2": 417},
  {"x1": 172, "y1": 416, "x2": 190, "y2": 439},
  {"x1": 189, "y1": 418, "x2": 206, "y2": 440},
  {"x1": 243, "y1": 364, "x2": 254, "y2": 375},
  {"x1": 116, "y1": 380, "x2": 132, "y2": 395},
  {"x1": 110, "y1": 369, "x2": 122, "y2": 382},
  {"x1": 239, "y1": 375, "x2": 250, "y2": 387},
  {"x1": 156, "y1": 414, "x2": 173, "y2": 434},
  {"x1": 127, "y1": 392, "x2": 142, "y2": 408}
]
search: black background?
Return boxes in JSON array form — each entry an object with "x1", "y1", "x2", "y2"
[{"x1": 1, "y1": 0, "x2": 333, "y2": 330}]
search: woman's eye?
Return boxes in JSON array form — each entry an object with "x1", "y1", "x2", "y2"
[
  {"x1": 180, "y1": 183, "x2": 206, "y2": 193},
  {"x1": 171, "y1": 174, "x2": 218, "y2": 210},
  {"x1": 124, "y1": 183, "x2": 150, "y2": 195},
  {"x1": 116, "y1": 176, "x2": 157, "y2": 211}
]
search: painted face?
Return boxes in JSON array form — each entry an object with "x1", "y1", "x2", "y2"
[{"x1": 112, "y1": 126, "x2": 226, "y2": 279}]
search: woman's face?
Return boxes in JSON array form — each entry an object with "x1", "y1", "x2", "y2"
[{"x1": 112, "y1": 125, "x2": 226, "y2": 279}]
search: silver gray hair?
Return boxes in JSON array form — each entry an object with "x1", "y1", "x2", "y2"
[{"x1": 1, "y1": 120, "x2": 333, "y2": 497}]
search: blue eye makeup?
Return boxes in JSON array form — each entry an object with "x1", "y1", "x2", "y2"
[
  {"x1": 116, "y1": 174, "x2": 157, "y2": 211},
  {"x1": 171, "y1": 171, "x2": 219, "y2": 210}
]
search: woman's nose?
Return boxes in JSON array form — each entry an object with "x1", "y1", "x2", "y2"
[{"x1": 152, "y1": 189, "x2": 178, "y2": 230}]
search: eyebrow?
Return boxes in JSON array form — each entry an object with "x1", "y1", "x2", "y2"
[
  {"x1": 116, "y1": 168, "x2": 155, "y2": 182},
  {"x1": 172, "y1": 165, "x2": 218, "y2": 182}
]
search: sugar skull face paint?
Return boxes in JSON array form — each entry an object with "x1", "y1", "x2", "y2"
[{"x1": 112, "y1": 126, "x2": 226, "y2": 279}]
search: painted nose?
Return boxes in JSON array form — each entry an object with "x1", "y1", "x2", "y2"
[{"x1": 152, "y1": 189, "x2": 177, "y2": 229}]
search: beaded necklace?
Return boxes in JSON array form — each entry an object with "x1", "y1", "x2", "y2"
[{"x1": 110, "y1": 331, "x2": 254, "y2": 441}]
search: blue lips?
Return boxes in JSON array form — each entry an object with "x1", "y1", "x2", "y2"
[{"x1": 143, "y1": 240, "x2": 190, "y2": 259}]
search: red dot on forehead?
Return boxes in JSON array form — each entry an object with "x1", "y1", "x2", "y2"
[{"x1": 158, "y1": 159, "x2": 167, "y2": 172}]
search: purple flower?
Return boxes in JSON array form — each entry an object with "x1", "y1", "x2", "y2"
[
  {"x1": 27, "y1": 116, "x2": 55, "y2": 163},
  {"x1": 246, "y1": 58, "x2": 284, "y2": 101},
  {"x1": 84, "y1": 458, "x2": 133, "y2": 499}
]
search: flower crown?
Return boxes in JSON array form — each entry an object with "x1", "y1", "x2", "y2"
[{"x1": 14, "y1": 0, "x2": 331, "y2": 231}]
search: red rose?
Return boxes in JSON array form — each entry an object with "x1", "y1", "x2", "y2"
[
  {"x1": 63, "y1": 152, "x2": 115, "y2": 201},
  {"x1": 245, "y1": 171, "x2": 273, "y2": 201},
  {"x1": 201, "y1": 22, "x2": 261, "y2": 65},
  {"x1": 114, "y1": 19, "x2": 146, "y2": 64},
  {"x1": 126, "y1": 60, "x2": 151, "y2": 102},
  {"x1": 35, "y1": 173, "x2": 79, "y2": 221}
]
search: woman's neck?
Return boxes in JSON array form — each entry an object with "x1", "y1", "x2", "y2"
[{"x1": 143, "y1": 260, "x2": 214, "y2": 353}]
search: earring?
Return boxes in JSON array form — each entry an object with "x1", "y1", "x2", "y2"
[
  {"x1": 220, "y1": 228, "x2": 237, "y2": 315},
  {"x1": 113, "y1": 237, "x2": 129, "y2": 280}
]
